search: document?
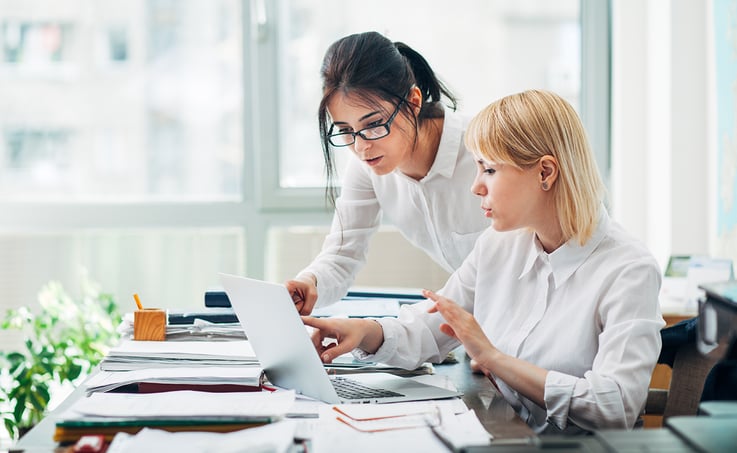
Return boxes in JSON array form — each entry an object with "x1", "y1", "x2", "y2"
[
  {"x1": 84, "y1": 366, "x2": 264, "y2": 394},
  {"x1": 67, "y1": 390, "x2": 294, "y2": 418},
  {"x1": 106, "y1": 422, "x2": 299, "y2": 453},
  {"x1": 312, "y1": 298, "x2": 401, "y2": 318},
  {"x1": 100, "y1": 340, "x2": 258, "y2": 371},
  {"x1": 313, "y1": 400, "x2": 491, "y2": 452}
]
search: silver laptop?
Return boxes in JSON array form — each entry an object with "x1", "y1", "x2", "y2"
[{"x1": 220, "y1": 273, "x2": 461, "y2": 404}]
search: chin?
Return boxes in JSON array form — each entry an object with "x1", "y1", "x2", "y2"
[
  {"x1": 490, "y1": 220, "x2": 509, "y2": 232},
  {"x1": 370, "y1": 166, "x2": 394, "y2": 176}
]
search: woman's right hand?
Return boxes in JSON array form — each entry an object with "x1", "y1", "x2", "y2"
[
  {"x1": 285, "y1": 276, "x2": 318, "y2": 315},
  {"x1": 301, "y1": 317, "x2": 384, "y2": 363}
]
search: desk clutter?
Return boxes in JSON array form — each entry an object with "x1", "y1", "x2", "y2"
[
  {"x1": 119, "y1": 313, "x2": 247, "y2": 341},
  {"x1": 49, "y1": 334, "x2": 493, "y2": 452},
  {"x1": 35, "y1": 286, "x2": 494, "y2": 452}
]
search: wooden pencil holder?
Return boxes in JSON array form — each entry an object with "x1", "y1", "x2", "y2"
[{"x1": 133, "y1": 308, "x2": 167, "y2": 341}]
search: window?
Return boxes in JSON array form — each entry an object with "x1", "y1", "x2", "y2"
[
  {"x1": 0, "y1": 0, "x2": 243, "y2": 201},
  {"x1": 260, "y1": 0, "x2": 585, "y2": 199},
  {"x1": 0, "y1": 1, "x2": 610, "y2": 352}
]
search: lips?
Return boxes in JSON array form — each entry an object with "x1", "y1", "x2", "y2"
[{"x1": 364, "y1": 156, "x2": 383, "y2": 167}]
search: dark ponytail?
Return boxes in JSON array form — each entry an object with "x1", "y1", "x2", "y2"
[
  {"x1": 318, "y1": 31, "x2": 457, "y2": 207},
  {"x1": 394, "y1": 41, "x2": 457, "y2": 118}
]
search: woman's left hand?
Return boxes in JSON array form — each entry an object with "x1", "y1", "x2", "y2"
[{"x1": 423, "y1": 289, "x2": 497, "y2": 365}]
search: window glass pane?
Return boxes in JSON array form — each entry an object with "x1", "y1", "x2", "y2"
[
  {"x1": 0, "y1": 0, "x2": 243, "y2": 201},
  {"x1": 277, "y1": 0, "x2": 580, "y2": 188}
]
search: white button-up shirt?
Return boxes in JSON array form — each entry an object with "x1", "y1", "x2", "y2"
[
  {"x1": 359, "y1": 209, "x2": 665, "y2": 434},
  {"x1": 299, "y1": 107, "x2": 489, "y2": 306}
]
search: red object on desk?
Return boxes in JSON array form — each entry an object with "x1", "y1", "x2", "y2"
[{"x1": 73, "y1": 434, "x2": 106, "y2": 453}]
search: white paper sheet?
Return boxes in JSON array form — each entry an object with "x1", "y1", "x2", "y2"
[
  {"x1": 84, "y1": 366, "x2": 263, "y2": 393},
  {"x1": 64, "y1": 390, "x2": 295, "y2": 419},
  {"x1": 107, "y1": 421, "x2": 299, "y2": 453}
]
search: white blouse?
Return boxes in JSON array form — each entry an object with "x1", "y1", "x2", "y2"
[
  {"x1": 298, "y1": 107, "x2": 489, "y2": 307},
  {"x1": 358, "y1": 209, "x2": 665, "y2": 434}
]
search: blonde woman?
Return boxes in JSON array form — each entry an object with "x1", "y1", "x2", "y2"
[{"x1": 303, "y1": 90, "x2": 665, "y2": 434}]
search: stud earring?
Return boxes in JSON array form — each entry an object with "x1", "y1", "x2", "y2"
[{"x1": 542, "y1": 182, "x2": 549, "y2": 191}]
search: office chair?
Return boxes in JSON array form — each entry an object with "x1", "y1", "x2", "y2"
[{"x1": 645, "y1": 318, "x2": 719, "y2": 419}]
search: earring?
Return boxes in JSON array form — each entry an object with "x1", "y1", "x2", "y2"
[{"x1": 542, "y1": 182, "x2": 549, "y2": 191}]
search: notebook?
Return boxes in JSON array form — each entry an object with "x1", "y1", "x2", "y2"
[{"x1": 220, "y1": 273, "x2": 461, "y2": 404}]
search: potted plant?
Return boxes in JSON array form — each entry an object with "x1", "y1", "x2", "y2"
[{"x1": 0, "y1": 277, "x2": 121, "y2": 440}]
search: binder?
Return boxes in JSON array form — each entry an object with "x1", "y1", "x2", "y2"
[
  {"x1": 204, "y1": 287, "x2": 231, "y2": 307},
  {"x1": 204, "y1": 286, "x2": 425, "y2": 308},
  {"x1": 54, "y1": 417, "x2": 272, "y2": 443},
  {"x1": 167, "y1": 307, "x2": 239, "y2": 324}
]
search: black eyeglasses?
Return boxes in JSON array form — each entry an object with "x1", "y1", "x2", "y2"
[{"x1": 327, "y1": 101, "x2": 404, "y2": 147}]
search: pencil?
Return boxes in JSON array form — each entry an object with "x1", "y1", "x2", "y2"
[{"x1": 133, "y1": 293, "x2": 143, "y2": 310}]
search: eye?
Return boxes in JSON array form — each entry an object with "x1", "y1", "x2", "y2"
[
  {"x1": 476, "y1": 160, "x2": 495, "y2": 175},
  {"x1": 337, "y1": 127, "x2": 353, "y2": 134}
]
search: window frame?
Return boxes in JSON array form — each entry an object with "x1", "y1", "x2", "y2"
[
  {"x1": 254, "y1": 0, "x2": 612, "y2": 212},
  {"x1": 0, "y1": 0, "x2": 610, "y2": 282}
]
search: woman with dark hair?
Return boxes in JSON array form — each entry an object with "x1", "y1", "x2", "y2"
[{"x1": 285, "y1": 31, "x2": 489, "y2": 314}]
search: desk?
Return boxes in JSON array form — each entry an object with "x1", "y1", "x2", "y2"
[
  {"x1": 434, "y1": 348, "x2": 533, "y2": 440},
  {"x1": 11, "y1": 346, "x2": 533, "y2": 452}
]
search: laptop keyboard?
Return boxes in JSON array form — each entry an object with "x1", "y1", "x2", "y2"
[{"x1": 330, "y1": 376, "x2": 404, "y2": 400}]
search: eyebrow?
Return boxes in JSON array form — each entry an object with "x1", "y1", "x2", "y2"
[{"x1": 332, "y1": 110, "x2": 382, "y2": 126}]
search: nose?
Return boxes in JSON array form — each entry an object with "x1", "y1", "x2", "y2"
[
  {"x1": 471, "y1": 172, "x2": 486, "y2": 197},
  {"x1": 352, "y1": 135, "x2": 371, "y2": 154}
]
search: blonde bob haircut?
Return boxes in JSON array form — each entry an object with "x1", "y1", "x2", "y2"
[{"x1": 464, "y1": 89, "x2": 605, "y2": 245}]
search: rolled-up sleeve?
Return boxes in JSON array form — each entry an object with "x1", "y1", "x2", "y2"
[{"x1": 353, "y1": 300, "x2": 456, "y2": 369}]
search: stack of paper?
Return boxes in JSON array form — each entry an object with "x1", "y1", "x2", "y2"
[
  {"x1": 84, "y1": 366, "x2": 264, "y2": 394},
  {"x1": 54, "y1": 390, "x2": 295, "y2": 443},
  {"x1": 106, "y1": 423, "x2": 299, "y2": 453},
  {"x1": 100, "y1": 340, "x2": 258, "y2": 371}
]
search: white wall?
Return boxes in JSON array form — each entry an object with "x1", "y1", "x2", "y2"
[{"x1": 611, "y1": 0, "x2": 717, "y2": 271}]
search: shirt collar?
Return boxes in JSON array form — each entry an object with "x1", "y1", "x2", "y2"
[
  {"x1": 519, "y1": 207, "x2": 610, "y2": 288},
  {"x1": 423, "y1": 106, "x2": 463, "y2": 181}
]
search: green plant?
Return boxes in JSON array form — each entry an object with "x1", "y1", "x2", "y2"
[{"x1": 0, "y1": 277, "x2": 121, "y2": 440}]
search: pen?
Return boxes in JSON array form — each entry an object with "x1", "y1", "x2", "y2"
[
  {"x1": 429, "y1": 425, "x2": 457, "y2": 453},
  {"x1": 133, "y1": 293, "x2": 143, "y2": 310},
  {"x1": 426, "y1": 406, "x2": 457, "y2": 452}
]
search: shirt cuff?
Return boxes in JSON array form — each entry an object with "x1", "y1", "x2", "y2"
[
  {"x1": 544, "y1": 370, "x2": 577, "y2": 430},
  {"x1": 351, "y1": 318, "x2": 398, "y2": 363}
]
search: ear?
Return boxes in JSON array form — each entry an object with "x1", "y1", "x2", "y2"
[
  {"x1": 539, "y1": 155, "x2": 559, "y2": 190},
  {"x1": 406, "y1": 85, "x2": 423, "y2": 113}
]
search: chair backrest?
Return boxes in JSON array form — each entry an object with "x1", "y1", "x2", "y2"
[{"x1": 662, "y1": 341, "x2": 719, "y2": 418}]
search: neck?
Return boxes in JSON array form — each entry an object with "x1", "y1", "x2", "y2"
[
  {"x1": 535, "y1": 210, "x2": 566, "y2": 253},
  {"x1": 399, "y1": 117, "x2": 443, "y2": 180}
]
